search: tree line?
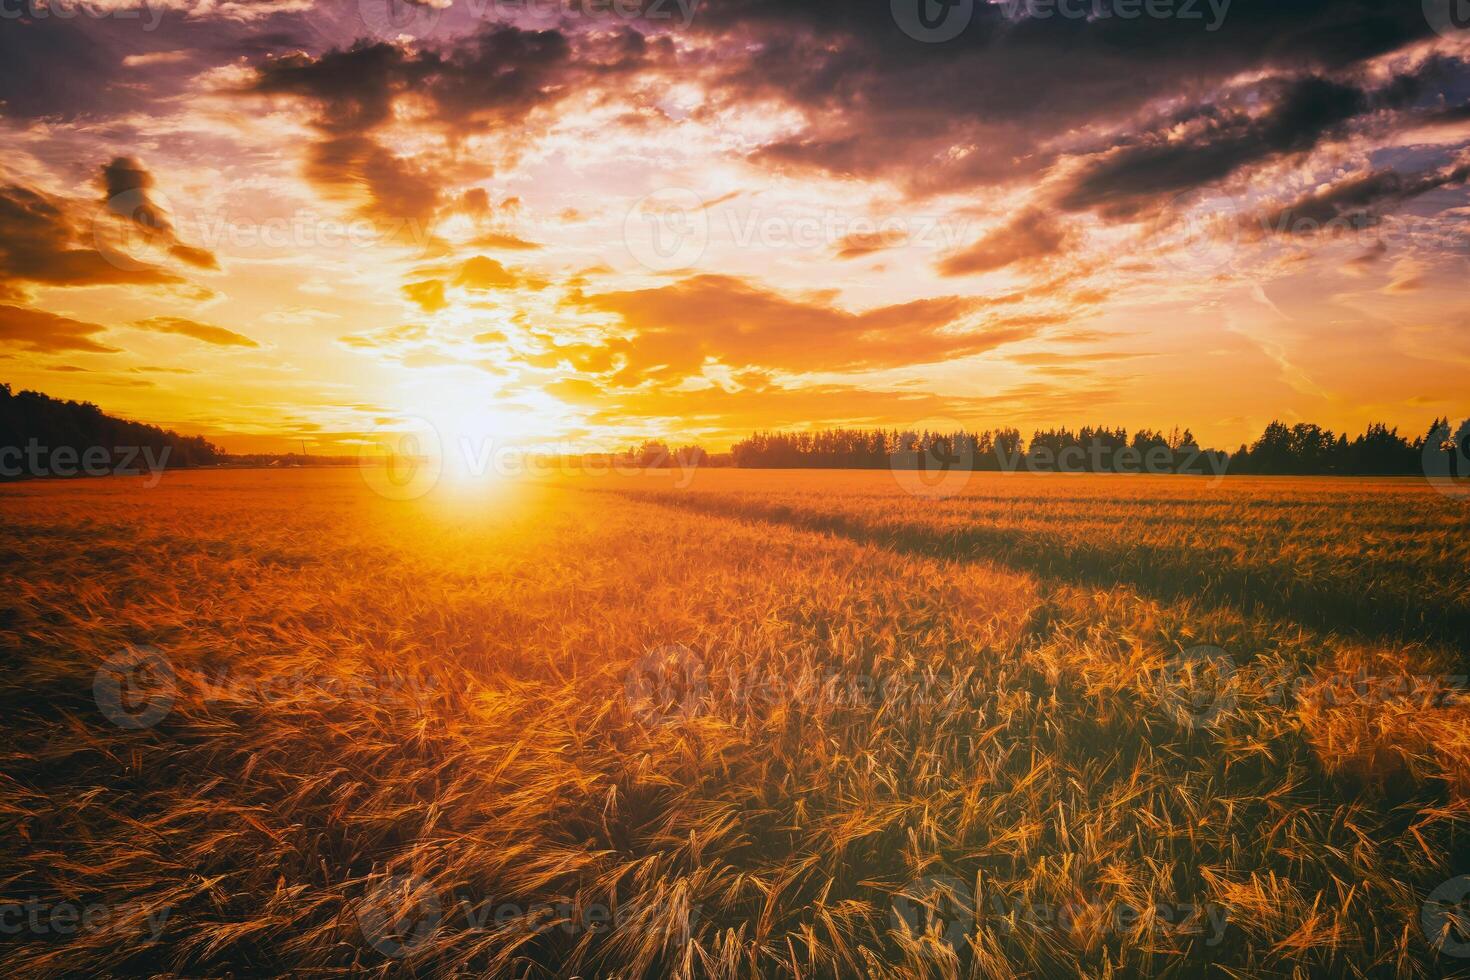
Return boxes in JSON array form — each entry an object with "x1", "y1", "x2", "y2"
[
  {"x1": 0, "y1": 383, "x2": 222, "y2": 479},
  {"x1": 725, "y1": 418, "x2": 1470, "y2": 476},
  {"x1": 6, "y1": 379, "x2": 1465, "y2": 480}
]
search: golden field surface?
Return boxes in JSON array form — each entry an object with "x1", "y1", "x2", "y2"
[{"x1": 2, "y1": 467, "x2": 1470, "y2": 978}]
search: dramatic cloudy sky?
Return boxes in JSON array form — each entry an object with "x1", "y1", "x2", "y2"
[{"x1": 2, "y1": 0, "x2": 1468, "y2": 451}]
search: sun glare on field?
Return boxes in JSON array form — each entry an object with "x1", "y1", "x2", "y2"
[
  {"x1": 353, "y1": 379, "x2": 544, "y2": 503},
  {"x1": 423, "y1": 405, "x2": 517, "y2": 486}
]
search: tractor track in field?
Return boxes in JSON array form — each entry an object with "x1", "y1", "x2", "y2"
[{"x1": 584, "y1": 486, "x2": 1470, "y2": 657}]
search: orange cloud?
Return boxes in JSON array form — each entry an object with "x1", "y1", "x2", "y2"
[
  {"x1": 132, "y1": 316, "x2": 259, "y2": 348},
  {"x1": 576, "y1": 274, "x2": 1028, "y2": 382},
  {"x1": 0, "y1": 181, "x2": 187, "y2": 298},
  {"x1": 466, "y1": 231, "x2": 542, "y2": 251},
  {"x1": 454, "y1": 256, "x2": 522, "y2": 291},
  {"x1": 938, "y1": 209, "x2": 1074, "y2": 277},
  {"x1": 0, "y1": 304, "x2": 118, "y2": 354},
  {"x1": 98, "y1": 157, "x2": 218, "y2": 271},
  {"x1": 402, "y1": 280, "x2": 448, "y2": 313}
]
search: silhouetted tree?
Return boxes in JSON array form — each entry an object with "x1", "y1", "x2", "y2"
[
  {"x1": 1455, "y1": 419, "x2": 1470, "y2": 477},
  {"x1": 633, "y1": 441, "x2": 672, "y2": 468},
  {"x1": 0, "y1": 383, "x2": 221, "y2": 480}
]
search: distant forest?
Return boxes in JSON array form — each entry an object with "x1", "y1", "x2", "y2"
[
  {"x1": 4, "y1": 381, "x2": 1466, "y2": 479},
  {"x1": 726, "y1": 419, "x2": 1470, "y2": 476},
  {"x1": 0, "y1": 383, "x2": 222, "y2": 476}
]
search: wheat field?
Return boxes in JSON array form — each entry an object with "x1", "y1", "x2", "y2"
[{"x1": 2, "y1": 468, "x2": 1469, "y2": 978}]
